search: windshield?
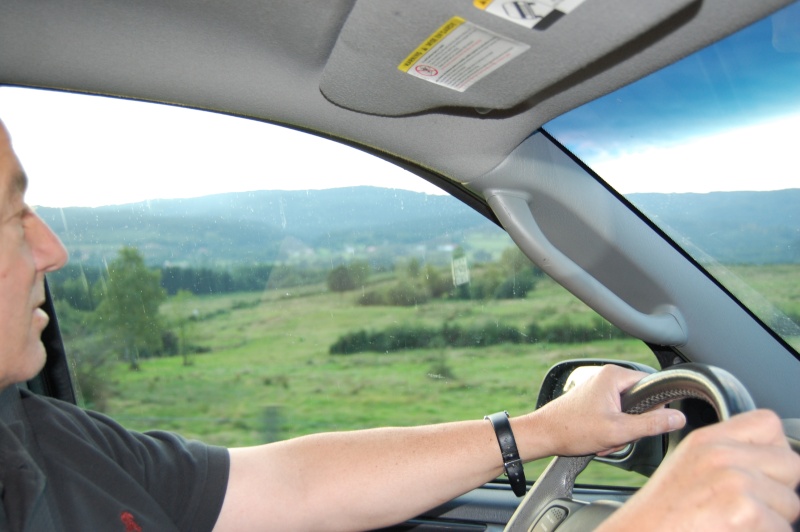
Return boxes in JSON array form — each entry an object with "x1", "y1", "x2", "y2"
[
  {"x1": 545, "y1": 2, "x2": 800, "y2": 353},
  {"x1": 0, "y1": 86, "x2": 660, "y2": 487}
]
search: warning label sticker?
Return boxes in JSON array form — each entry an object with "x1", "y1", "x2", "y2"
[
  {"x1": 398, "y1": 16, "x2": 529, "y2": 92},
  {"x1": 474, "y1": 0, "x2": 587, "y2": 30}
]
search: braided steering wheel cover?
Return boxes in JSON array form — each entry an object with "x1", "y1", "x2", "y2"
[
  {"x1": 621, "y1": 363, "x2": 756, "y2": 419},
  {"x1": 503, "y1": 363, "x2": 755, "y2": 532}
]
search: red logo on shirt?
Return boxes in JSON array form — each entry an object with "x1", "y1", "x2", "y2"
[{"x1": 120, "y1": 511, "x2": 142, "y2": 532}]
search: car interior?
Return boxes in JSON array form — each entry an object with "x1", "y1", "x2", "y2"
[{"x1": 1, "y1": 0, "x2": 799, "y2": 530}]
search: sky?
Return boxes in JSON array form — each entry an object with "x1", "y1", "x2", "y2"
[
  {"x1": 545, "y1": 4, "x2": 800, "y2": 195},
  {"x1": 578, "y1": 113, "x2": 800, "y2": 195},
  {"x1": 0, "y1": 87, "x2": 445, "y2": 208}
]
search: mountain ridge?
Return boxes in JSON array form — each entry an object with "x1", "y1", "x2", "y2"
[{"x1": 36, "y1": 187, "x2": 799, "y2": 266}]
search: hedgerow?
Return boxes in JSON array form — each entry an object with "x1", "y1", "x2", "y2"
[{"x1": 329, "y1": 317, "x2": 627, "y2": 355}]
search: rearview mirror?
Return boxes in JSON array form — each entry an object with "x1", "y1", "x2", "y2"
[{"x1": 537, "y1": 359, "x2": 665, "y2": 477}]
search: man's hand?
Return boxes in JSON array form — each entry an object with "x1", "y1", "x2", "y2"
[
  {"x1": 598, "y1": 409, "x2": 800, "y2": 531},
  {"x1": 513, "y1": 364, "x2": 686, "y2": 459}
]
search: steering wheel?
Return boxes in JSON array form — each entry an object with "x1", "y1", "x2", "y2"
[{"x1": 504, "y1": 363, "x2": 756, "y2": 532}]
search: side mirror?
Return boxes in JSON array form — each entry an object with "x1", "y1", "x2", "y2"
[{"x1": 537, "y1": 359, "x2": 665, "y2": 477}]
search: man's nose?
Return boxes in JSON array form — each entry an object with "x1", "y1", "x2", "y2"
[{"x1": 30, "y1": 212, "x2": 68, "y2": 272}]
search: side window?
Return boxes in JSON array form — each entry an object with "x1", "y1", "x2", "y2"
[{"x1": 1, "y1": 87, "x2": 658, "y2": 486}]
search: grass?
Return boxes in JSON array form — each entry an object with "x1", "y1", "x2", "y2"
[
  {"x1": 93, "y1": 276, "x2": 657, "y2": 486},
  {"x1": 78, "y1": 265, "x2": 800, "y2": 488}
]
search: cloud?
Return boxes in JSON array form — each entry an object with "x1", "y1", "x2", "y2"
[{"x1": 587, "y1": 113, "x2": 800, "y2": 194}]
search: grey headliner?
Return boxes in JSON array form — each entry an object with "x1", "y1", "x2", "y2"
[{"x1": 0, "y1": 0, "x2": 792, "y2": 183}]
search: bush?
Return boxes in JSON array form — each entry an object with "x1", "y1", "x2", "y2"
[
  {"x1": 330, "y1": 330, "x2": 371, "y2": 355},
  {"x1": 330, "y1": 321, "x2": 528, "y2": 355},
  {"x1": 386, "y1": 281, "x2": 429, "y2": 306},
  {"x1": 327, "y1": 261, "x2": 371, "y2": 293},
  {"x1": 327, "y1": 265, "x2": 356, "y2": 292},
  {"x1": 70, "y1": 337, "x2": 117, "y2": 411},
  {"x1": 330, "y1": 317, "x2": 628, "y2": 355},
  {"x1": 379, "y1": 325, "x2": 438, "y2": 352},
  {"x1": 356, "y1": 290, "x2": 387, "y2": 306},
  {"x1": 493, "y1": 269, "x2": 538, "y2": 299},
  {"x1": 356, "y1": 283, "x2": 429, "y2": 307},
  {"x1": 525, "y1": 322, "x2": 543, "y2": 342},
  {"x1": 330, "y1": 325, "x2": 439, "y2": 355},
  {"x1": 424, "y1": 265, "x2": 452, "y2": 299},
  {"x1": 468, "y1": 268, "x2": 504, "y2": 300},
  {"x1": 541, "y1": 317, "x2": 628, "y2": 343}
]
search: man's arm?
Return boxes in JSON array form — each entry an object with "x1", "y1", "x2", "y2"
[{"x1": 212, "y1": 365, "x2": 683, "y2": 531}]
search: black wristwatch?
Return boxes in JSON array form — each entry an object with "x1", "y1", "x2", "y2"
[{"x1": 484, "y1": 411, "x2": 527, "y2": 497}]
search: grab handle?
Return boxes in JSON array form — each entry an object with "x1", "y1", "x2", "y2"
[{"x1": 487, "y1": 192, "x2": 687, "y2": 346}]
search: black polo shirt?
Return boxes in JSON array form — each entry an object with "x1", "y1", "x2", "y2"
[{"x1": 0, "y1": 386, "x2": 229, "y2": 531}]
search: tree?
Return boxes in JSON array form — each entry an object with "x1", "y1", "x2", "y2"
[
  {"x1": 424, "y1": 264, "x2": 451, "y2": 298},
  {"x1": 327, "y1": 261, "x2": 371, "y2": 293},
  {"x1": 327, "y1": 265, "x2": 356, "y2": 292},
  {"x1": 167, "y1": 290, "x2": 197, "y2": 366},
  {"x1": 499, "y1": 247, "x2": 541, "y2": 277},
  {"x1": 48, "y1": 263, "x2": 105, "y2": 311},
  {"x1": 52, "y1": 300, "x2": 115, "y2": 410},
  {"x1": 493, "y1": 247, "x2": 541, "y2": 299},
  {"x1": 348, "y1": 260, "x2": 371, "y2": 287},
  {"x1": 406, "y1": 258, "x2": 422, "y2": 279},
  {"x1": 97, "y1": 247, "x2": 166, "y2": 369}
]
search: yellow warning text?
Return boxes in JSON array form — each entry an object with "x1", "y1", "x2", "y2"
[{"x1": 398, "y1": 16, "x2": 466, "y2": 72}]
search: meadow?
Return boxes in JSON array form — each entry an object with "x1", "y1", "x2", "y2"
[
  {"x1": 67, "y1": 263, "x2": 799, "y2": 487},
  {"x1": 86, "y1": 273, "x2": 659, "y2": 486}
]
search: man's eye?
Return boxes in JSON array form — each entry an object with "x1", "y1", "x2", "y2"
[{"x1": 19, "y1": 207, "x2": 35, "y2": 227}]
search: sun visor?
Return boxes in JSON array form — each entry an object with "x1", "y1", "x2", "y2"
[{"x1": 320, "y1": 0, "x2": 698, "y2": 116}]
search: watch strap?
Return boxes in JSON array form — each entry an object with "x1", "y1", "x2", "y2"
[{"x1": 484, "y1": 410, "x2": 526, "y2": 497}]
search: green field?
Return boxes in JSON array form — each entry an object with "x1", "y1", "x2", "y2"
[
  {"x1": 67, "y1": 265, "x2": 800, "y2": 488},
  {"x1": 78, "y1": 275, "x2": 654, "y2": 486}
]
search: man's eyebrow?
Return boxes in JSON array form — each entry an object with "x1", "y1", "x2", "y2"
[{"x1": 1, "y1": 170, "x2": 29, "y2": 222}]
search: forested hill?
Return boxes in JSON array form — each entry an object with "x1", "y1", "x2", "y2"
[
  {"x1": 36, "y1": 187, "x2": 799, "y2": 267},
  {"x1": 629, "y1": 189, "x2": 800, "y2": 264},
  {"x1": 37, "y1": 187, "x2": 491, "y2": 266}
]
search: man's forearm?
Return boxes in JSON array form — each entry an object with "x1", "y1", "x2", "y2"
[
  {"x1": 219, "y1": 418, "x2": 515, "y2": 531},
  {"x1": 213, "y1": 366, "x2": 684, "y2": 531}
]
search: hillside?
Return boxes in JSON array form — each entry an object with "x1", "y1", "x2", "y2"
[
  {"x1": 37, "y1": 187, "x2": 799, "y2": 267},
  {"x1": 38, "y1": 187, "x2": 491, "y2": 266},
  {"x1": 630, "y1": 189, "x2": 800, "y2": 264}
]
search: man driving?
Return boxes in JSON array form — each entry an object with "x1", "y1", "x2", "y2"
[{"x1": 1, "y1": 117, "x2": 798, "y2": 531}]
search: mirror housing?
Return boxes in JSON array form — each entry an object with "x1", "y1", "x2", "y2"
[{"x1": 537, "y1": 359, "x2": 665, "y2": 477}]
